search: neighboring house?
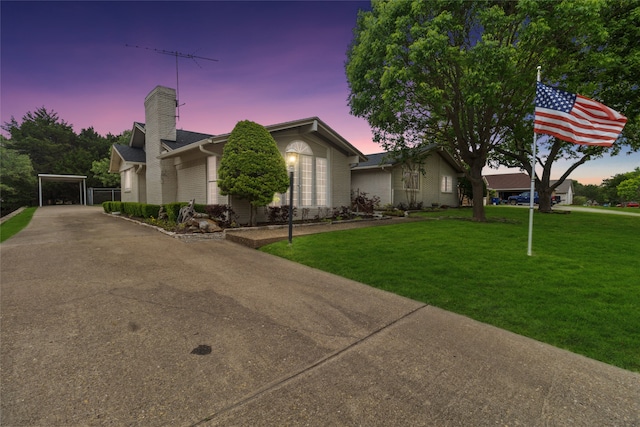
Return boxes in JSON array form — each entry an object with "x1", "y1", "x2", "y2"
[
  {"x1": 484, "y1": 173, "x2": 573, "y2": 205},
  {"x1": 351, "y1": 147, "x2": 465, "y2": 208},
  {"x1": 552, "y1": 179, "x2": 574, "y2": 205},
  {"x1": 483, "y1": 173, "x2": 531, "y2": 203},
  {"x1": 109, "y1": 86, "x2": 367, "y2": 224}
]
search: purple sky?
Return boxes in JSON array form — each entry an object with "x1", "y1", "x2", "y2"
[{"x1": 2, "y1": 1, "x2": 637, "y2": 185}]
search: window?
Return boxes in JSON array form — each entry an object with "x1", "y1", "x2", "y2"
[
  {"x1": 441, "y1": 175, "x2": 453, "y2": 193},
  {"x1": 316, "y1": 158, "x2": 327, "y2": 206},
  {"x1": 403, "y1": 170, "x2": 419, "y2": 190},
  {"x1": 123, "y1": 168, "x2": 132, "y2": 192},
  {"x1": 283, "y1": 141, "x2": 327, "y2": 207},
  {"x1": 301, "y1": 155, "x2": 313, "y2": 206},
  {"x1": 207, "y1": 156, "x2": 219, "y2": 204}
]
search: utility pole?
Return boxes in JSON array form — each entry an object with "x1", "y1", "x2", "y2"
[{"x1": 125, "y1": 44, "x2": 218, "y2": 119}]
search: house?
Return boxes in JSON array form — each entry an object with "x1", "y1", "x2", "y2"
[
  {"x1": 484, "y1": 173, "x2": 573, "y2": 205},
  {"x1": 109, "y1": 86, "x2": 367, "y2": 224},
  {"x1": 350, "y1": 147, "x2": 464, "y2": 208},
  {"x1": 483, "y1": 173, "x2": 531, "y2": 203},
  {"x1": 552, "y1": 179, "x2": 574, "y2": 205}
]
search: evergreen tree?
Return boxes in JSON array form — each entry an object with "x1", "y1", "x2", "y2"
[{"x1": 218, "y1": 120, "x2": 289, "y2": 226}]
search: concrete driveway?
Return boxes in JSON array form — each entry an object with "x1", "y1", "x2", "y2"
[{"x1": 1, "y1": 206, "x2": 638, "y2": 426}]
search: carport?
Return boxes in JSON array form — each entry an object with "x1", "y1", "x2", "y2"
[{"x1": 37, "y1": 174, "x2": 87, "y2": 207}]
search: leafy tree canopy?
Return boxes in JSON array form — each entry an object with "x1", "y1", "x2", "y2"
[
  {"x1": 346, "y1": 0, "x2": 638, "y2": 219},
  {"x1": 0, "y1": 138, "x2": 37, "y2": 215},
  {"x1": 3, "y1": 108, "x2": 128, "y2": 204},
  {"x1": 218, "y1": 120, "x2": 289, "y2": 225}
]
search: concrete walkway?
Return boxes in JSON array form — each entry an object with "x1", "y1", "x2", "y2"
[{"x1": 1, "y1": 205, "x2": 638, "y2": 426}]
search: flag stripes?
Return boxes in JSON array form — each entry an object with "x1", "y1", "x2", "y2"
[{"x1": 534, "y1": 82, "x2": 627, "y2": 147}]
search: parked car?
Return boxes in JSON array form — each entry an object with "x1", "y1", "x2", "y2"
[
  {"x1": 508, "y1": 192, "x2": 539, "y2": 205},
  {"x1": 626, "y1": 201, "x2": 639, "y2": 208}
]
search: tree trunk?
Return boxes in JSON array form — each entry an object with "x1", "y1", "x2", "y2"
[
  {"x1": 537, "y1": 187, "x2": 554, "y2": 212},
  {"x1": 249, "y1": 204, "x2": 257, "y2": 227},
  {"x1": 469, "y1": 163, "x2": 486, "y2": 222}
]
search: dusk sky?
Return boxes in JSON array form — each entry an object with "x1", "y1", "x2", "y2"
[{"x1": 2, "y1": 1, "x2": 637, "y2": 185}]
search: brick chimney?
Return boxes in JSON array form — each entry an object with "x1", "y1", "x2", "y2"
[{"x1": 144, "y1": 86, "x2": 177, "y2": 204}]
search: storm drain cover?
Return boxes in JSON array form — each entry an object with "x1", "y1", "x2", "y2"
[{"x1": 191, "y1": 344, "x2": 212, "y2": 355}]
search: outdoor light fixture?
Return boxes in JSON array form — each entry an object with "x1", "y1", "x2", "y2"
[{"x1": 285, "y1": 148, "x2": 298, "y2": 244}]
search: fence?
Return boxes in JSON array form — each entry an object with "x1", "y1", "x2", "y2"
[{"x1": 87, "y1": 188, "x2": 121, "y2": 205}]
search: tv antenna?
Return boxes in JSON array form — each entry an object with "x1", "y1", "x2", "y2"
[{"x1": 125, "y1": 44, "x2": 218, "y2": 120}]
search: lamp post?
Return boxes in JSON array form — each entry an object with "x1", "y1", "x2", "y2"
[{"x1": 285, "y1": 149, "x2": 298, "y2": 244}]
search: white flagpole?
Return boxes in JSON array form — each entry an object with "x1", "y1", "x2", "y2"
[{"x1": 528, "y1": 66, "x2": 541, "y2": 256}]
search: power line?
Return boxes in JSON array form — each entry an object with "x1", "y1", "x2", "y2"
[{"x1": 125, "y1": 44, "x2": 218, "y2": 120}]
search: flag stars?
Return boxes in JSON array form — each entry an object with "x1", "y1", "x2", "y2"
[{"x1": 536, "y1": 82, "x2": 576, "y2": 113}]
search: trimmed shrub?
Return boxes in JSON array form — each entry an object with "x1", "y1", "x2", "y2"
[
  {"x1": 165, "y1": 202, "x2": 187, "y2": 223},
  {"x1": 141, "y1": 204, "x2": 161, "y2": 219}
]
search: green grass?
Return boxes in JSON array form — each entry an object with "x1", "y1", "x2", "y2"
[
  {"x1": 261, "y1": 206, "x2": 640, "y2": 372},
  {"x1": 0, "y1": 207, "x2": 37, "y2": 243}
]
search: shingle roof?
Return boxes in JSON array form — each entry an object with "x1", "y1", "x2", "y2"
[
  {"x1": 484, "y1": 173, "x2": 531, "y2": 190},
  {"x1": 113, "y1": 144, "x2": 145, "y2": 163},
  {"x1": 352, "y1": 152, "x2": 394, "y2": 168},
  {"x1": 352, "y1": 144, "x2": 441, "y2": 170},
  {"x1": 162, "y1": 129, "x2": 214, "y2": 150},
  {"x1": 552, "y1": 179, "x2": 573, "y2": 193}
]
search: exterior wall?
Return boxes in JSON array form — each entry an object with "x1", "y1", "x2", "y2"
[
  {"x1": 120, "y1": 166, "x2": 140, "y2": 203},
  {"x1": 144, "y1": 86, "x2": 177, "y2": 205},
  {"x1": 176, "y1": 158, "x2": 207, "y2": 203},
  {"x1": 331, "y1": 148, "x2": 352, "y2": 208},
  {"x1": 355, "y1": 152, "x2": 460, "y2": 208},
  {"x1": 137, "y1": 168, "x2": 147, "y2": 204},
  {"x1": 351, "y1": 169, "x2": 392, "y2": 207}
]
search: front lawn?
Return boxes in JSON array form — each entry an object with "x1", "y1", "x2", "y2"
[
  {"x1": 0, "y1": 207, "x2": 37, "y2": 243},
  {"x1": 261, "y1": 206, "x2": 640, "y2": 372}
]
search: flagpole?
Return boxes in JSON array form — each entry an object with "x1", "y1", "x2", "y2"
[{"x1": 528, "y1": 66, "x2": 541, "y2": 256}]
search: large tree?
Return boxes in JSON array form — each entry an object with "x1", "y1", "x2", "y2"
[
  {"x1": 2, "y1": 108, "x2": 121, "y2": 203},
  {"x1": 493, "y1": 0, "x2": 640, "y2": 212},
  {"x1": 218, "y1": 120, "x2": 289, "y2": 226},
  {"x1": 346, "y1": 0, "x2": 629, "y2": 220},
  {"x1": 0, "y1": 138, "x2": 37, "y2": 215}
]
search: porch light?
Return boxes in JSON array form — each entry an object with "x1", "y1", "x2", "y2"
[{"x1": 285, "y1": 148, "x2": 299, "y2": 244}]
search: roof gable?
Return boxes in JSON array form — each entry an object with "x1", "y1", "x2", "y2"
[
  {"x1": 157, "y1": 117, "x2": 367, "y2": 161},
  {"x1": 484, "y1": 173, "x2": 531, "y2": 190},
  {"x1": 352, "y1": 145, "x2": 464, "y2": 173}
]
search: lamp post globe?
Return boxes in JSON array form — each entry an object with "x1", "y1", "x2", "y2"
[{"x1": 285, "y1": 149, "x2": 298, "y2": 244}]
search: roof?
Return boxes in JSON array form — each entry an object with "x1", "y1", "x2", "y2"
[
  {"x1": 484, "y1": 173, "x2": 531, "y2": 191},
  {"x1": 162, "y1": 129, "x2": 214, "y2": 150},
  {"x1": 552, "y1": 179, "x2": 573, "y2": 193},
  {"x1": 157, "y1": 117, "x2": 367, "y2": 162},
  {"x1": 352, "y1": 152, "x2": 395, "y2": 169},
  {"x1": 112, "y1": 144, "x2": 146, "y2": 163},
  {"x1": 38, "y1": 174, "x2": 87, "y2": 182},
  {"x1": 351, "y1": 144, "x2": 464, "y2": 173}
]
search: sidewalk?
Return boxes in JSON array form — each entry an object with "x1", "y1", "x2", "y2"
[{"x1": 1, "y1": 206, "x2": 638, "y2": 426}]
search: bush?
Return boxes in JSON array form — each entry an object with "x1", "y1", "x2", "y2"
[
  {"x1": 264, "y1": 205, "x2": 297, "y2": 223},
  {"x1": 572, "y1": 196, "x2": 588, "y2": 206},
  {"x1": 351, "y1": 189, "x2": 380, "y2": 214},
  {"x1": 165, "y1": 202, "x2": 187, "y2": 223},
  {"x1": 204, "y1": 204, "x2": 238, "y2": 228},
  {"x1": 141, "y1": 204, "x2": 161, "y2": 219},
  {"x1": 332, "y1": 206, "x2": 352, "y2": 220},
  {"x1": 102, "y1": 201, "x2": 122, "y2": 213}
]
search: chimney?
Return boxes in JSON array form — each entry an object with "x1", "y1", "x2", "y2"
[{"x1": 144, "y1": 86, "x2": 177, "y2": 204}]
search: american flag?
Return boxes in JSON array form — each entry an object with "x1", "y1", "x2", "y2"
[{"x1": 534, "y1": 82, "x2": 627, "y2": 147}]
